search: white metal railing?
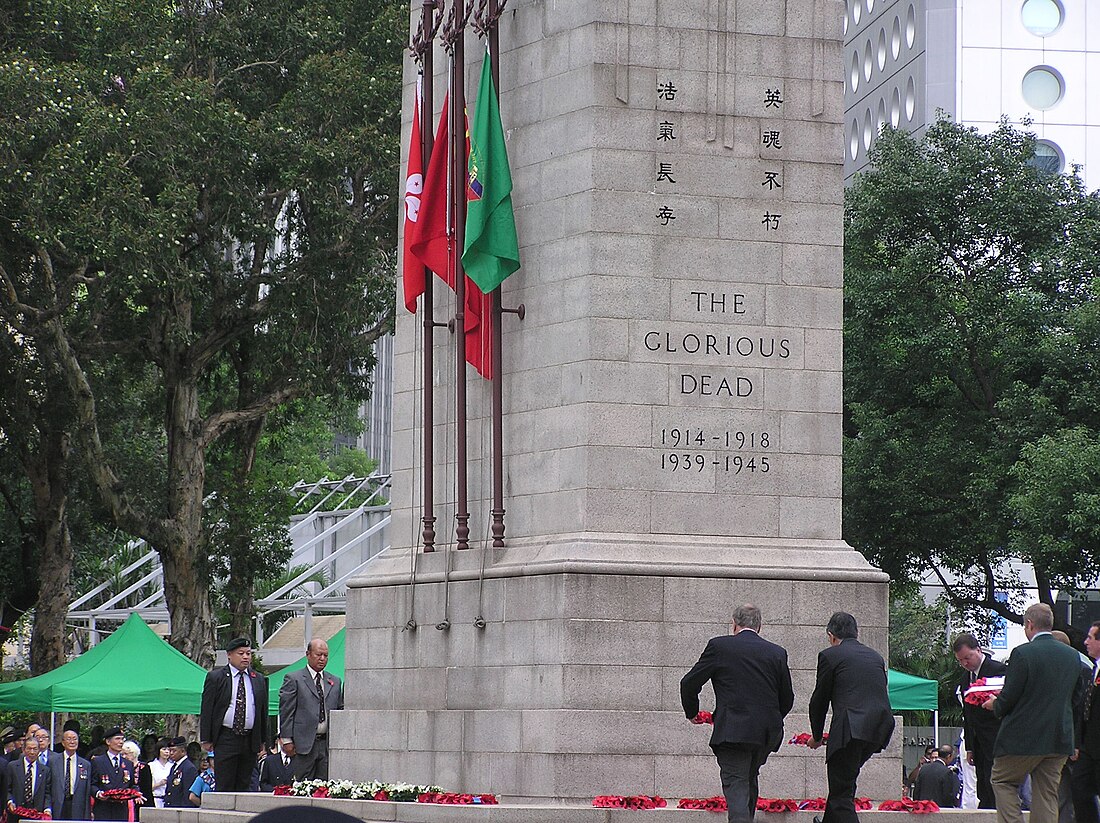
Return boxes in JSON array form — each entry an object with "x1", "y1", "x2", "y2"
[{"x1": 65, "y1": 472, "x2": 390, "y2": 647}]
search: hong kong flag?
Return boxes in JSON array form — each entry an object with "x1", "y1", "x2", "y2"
[
  {"x1": 407, "y1": 94, "x2": 451, "y2": 286},
  {"x1": 402, "y1": 80, "x2": 425, "y2": 313}
]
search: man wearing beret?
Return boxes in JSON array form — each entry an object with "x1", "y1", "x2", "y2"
[
  {"x1": 162, "y1": 738, "x2": 198, "y2": 808},
  {"x1": 89, "y1": 727, "x2": 140, "y2": 820},
  {"x1": 200, "y1": 637, "x2": 268, "y2": 792}
]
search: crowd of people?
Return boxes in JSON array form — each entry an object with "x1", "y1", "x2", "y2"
[
  {"x1": 680, "y1": 603, "x2": 1093, "y2": 823},
  {"x1": 0, "y1": 634, "x2": 342, "y2": 821}
]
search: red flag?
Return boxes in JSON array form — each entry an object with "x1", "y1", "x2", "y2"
[
  {"x1": 401, "y1": 81, "x2": 425, "y2": 313},
  {"x1": 407, "y1": 94, "x2": 492, "y2": 378},
  {"x1": 407, "y1": 95, "x2": 451, "y2": 283}
]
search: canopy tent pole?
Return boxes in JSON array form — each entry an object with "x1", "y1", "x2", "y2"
[{"x1": 934, "y1": 710, "x2": 939, "y2": 747}]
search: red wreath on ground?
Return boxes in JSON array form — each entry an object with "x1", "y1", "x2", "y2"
[
  {"x1": 8, "y1": 806, "x2": 51, "y2": 820},
  {"x1": 592, "y1": 795, "x2": 667, "y2": 810},
  {"x1": 759, "y1": 798, "x2": 799, "y2": 812},
  {"x1": 372, "y1": 790, "x2": 389, "y2": 801},
  {"x1": 879, "y1": 799, "x2": 940, "y2": 813},
  {"x1": 417, "y1": 792, "x2": 498, "y2": 805},
  {"x1": 678, "y1": 796, "x2": 726, "y2": 812},
  {"x1": 799, "y1": 798, "x2": 827, "y2": 810},
  {"x1": 856, "y1": 798, "x2": 873, "y2": 810},
  {"x1": 272, "y1": 786, "x2": 293, "y2": 796},
  {"x1": 311, "y1": 787, "x2": 330, "y2": 798}
]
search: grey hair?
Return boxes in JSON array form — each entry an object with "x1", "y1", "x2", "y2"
[{"x1": 732, "y1": 604, "x2": 762, "y2": 631}]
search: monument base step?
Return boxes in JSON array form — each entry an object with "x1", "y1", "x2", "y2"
[{"x1": 141, "y1": 794, "x2": 1006, "y2": 823}]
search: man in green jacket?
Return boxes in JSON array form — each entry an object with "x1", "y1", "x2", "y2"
[{"x1": 982, "y1": 603, "x2": 1086, "y2": 823}]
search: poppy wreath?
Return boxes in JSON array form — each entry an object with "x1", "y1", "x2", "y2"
[
  {"x1": 272, "y1": 785, "x2": 293, "y2": 796},
  {"x1": 788, "y1": 733, "x2": 829, "y2": 746},
  {"x1": 694, "y1": 711, "x2": 714, "y2": 724},
  {"x1": 758, "y1": 798, "x2": 799, "y2": 812},
  {"x1": 879, "y1": 799, "x2": 940, "y2": 813},
  {"x1": 98, "y1": 788, "x2": 144, "y2": 803},
  {"x1": 592, "y1": 795, "x2": 667, "y2": 809},
  {"x1": 8, "y1": 807, "x2": 51, "y2": 820},
  {"x1": 963, "y1": 677, "x2": 1000, "y2": 707},
  {"x1": 417, "y1": 792, "x2": 499, "y2": 805},
  {"x1": 799, "y1": 798, "x2": 828, "y2": 811},
  {"x1": 677, "y1": 796, "x2": 726, "y2": 812}
]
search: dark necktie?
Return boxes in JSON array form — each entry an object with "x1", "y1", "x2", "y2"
[
  {"x1": 113, "y1": 755, "x2": 120, "y2": 773},
  {"x1": 1086, "y1": 668, "x2": 1099, "y2": 722},
  {"x1": 283, "y1": 755, "x2": 290, "y2": 768},
  {"x1": 233, "y1": 670, "x2": 247, "y2": 734},
  {"x1": 25, "y1": 761, "x2": 33, "y2": 800},
  {"x1": 65, "y1": 755, "x2": 73, "y2": 798},
  {"x1": 316, "y1": 672, "x2": 326, "y2": 723}
]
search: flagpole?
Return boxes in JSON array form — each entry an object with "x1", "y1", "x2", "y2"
[
  {"x1": 487, "y1": 0, "x2": 506, "y2": 549},
  {"x1": 451, "y1": 0, "x2": 471, "y2": 551},
  {"x1": 419, "y1": 0, "x2": 438, "y2": 552}
]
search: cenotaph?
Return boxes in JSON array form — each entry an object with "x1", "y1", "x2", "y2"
[{"x1": 332, "y1": 0, "x2": 898, "y2": 803}]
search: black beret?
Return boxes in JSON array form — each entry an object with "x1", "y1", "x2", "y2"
[
  {"x1": 104, "y1": 727, "x2": 123, "y2": 740},
  {"x1": 226, "y1": 637, "x2": 252, "y2": 652},
  {"x1": 156, "y1": 738, "x2": 173, "y2": 750},
  {"x1": 169, "y1": 736, "x2": 186, "y2": 747}
]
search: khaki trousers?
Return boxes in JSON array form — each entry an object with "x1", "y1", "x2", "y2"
[{"x1": 992, "y1": 754, "x2": 1068, "y2": 823}]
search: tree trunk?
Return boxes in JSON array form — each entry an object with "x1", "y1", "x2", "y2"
[
  {"x1": 226, "y1": 417, "x2": 265, "y2": 641},
  {"x1": 160, "y1": 378, "x2": 216, "y2": 667},
  {"x1": 26, "y1": 423, "x2": 73, "y2": 675}
]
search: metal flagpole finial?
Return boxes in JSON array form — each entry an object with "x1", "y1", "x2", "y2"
[
  {"x1": 440, "y1": 0, "x2": 477, "y2": 52},
  {"x1": 471, "y1": 0, "x2": 508, "y2": 38},
  {"x1": 410, "y1": 0, "x2": 445, "y2": 63}
]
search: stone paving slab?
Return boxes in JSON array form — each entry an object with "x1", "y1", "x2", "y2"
[{"x1": 143, "y1": 794, "x2": 1008, "y2": 823}]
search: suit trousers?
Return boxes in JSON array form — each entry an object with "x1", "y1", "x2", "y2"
[
  {"x1": 823, "y1": 741, "x2": 875, "y2": 823},
  {"x1": 992, "y1": 754, "x2": 1067, "y2": 823},
  {"x1": 713, "y1": 744, "x2": 766, "y2": 823},
  {"x1": 973, "y1": 745, "x2": 997, "y2": 809},
  {"x1": 213, "y1": 728, "x2": 257, "y2": 793},
  {"x1": 292, "y1": 736, "x2": 329, "y2": 781},
  {"x1": 1071, "y1": 749, "x2": 1100, "y2": 823}
]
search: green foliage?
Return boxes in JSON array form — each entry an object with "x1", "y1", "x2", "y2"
[
  {"x1": 889, "y1": 587, "x2": 962, "y2": 723},
  {"x1": 0, "y1": 0, "x2": 403, "y2": 661},
  {"x1": 844, "y1": 118, "x2": 1100, "y2": 623}
]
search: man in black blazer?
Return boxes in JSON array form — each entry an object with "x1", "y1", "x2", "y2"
[
  {"x1": 681, "y1": 604, "x2": 795, "y2": 823},
  {"x1": 51, "y1": 728, "x2": 92, "y2": 820},
  {"x1": 90, "y1": 727, "x2": 141, "y2": 821},
  {"x1": 954, "y1": 632, "x2": 1008, "y2": 809},
  {"x1": 912, "y1": 744, "x2": 961, "y2": 807},
  {"x1": 162, "y1": 738, "x2": 199, "y2": 808},
  {"x1": 7, "y1": 737, "x2": 52, "y2": 820},
  {"x1": 1072, "y1": 622, "x2": 1100, "y2": 823},
  {"x1": 200, "y1": 636, "x2": 269, "y2": 792},
  {"x1": 809, "y1": 611, "x2": 895, "y2": 823},
  {"x1": 257, "y1": 738, "x2": 298, "y2": 792}
]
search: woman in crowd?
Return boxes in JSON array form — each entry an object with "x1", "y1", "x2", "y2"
[{"x1": 147, "y1": 737, "x2": 174, "y2": 808}]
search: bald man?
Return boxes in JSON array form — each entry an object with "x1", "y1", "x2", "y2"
[{"x1": 278, "y1": 638, "x2": 343, "y2": 780}]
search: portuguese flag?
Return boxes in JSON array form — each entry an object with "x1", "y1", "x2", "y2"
[{"x1": 462, "y1": 48, "x2": 520, "y2": 293}]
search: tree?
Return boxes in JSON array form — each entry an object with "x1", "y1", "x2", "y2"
[
  {"x1": 0, "y1": 0, "x2": 403, "y2": 665},
  {"x1": 844, "y1": 118, "x2": 1100, "y2": 625}
]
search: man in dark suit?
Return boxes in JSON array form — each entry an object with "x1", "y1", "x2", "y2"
[
  {"x1": 681, "y1": 604, "x2": 795, "y2": 823},
  {"x1": 1072, "y1": 621, "x2": 1100, "y2": 823},
  {"x1": 200, "y1": 636, "x2": 268, "y2": 792},
  {"x1": 913, "y1": 744, "x2": 961, "y2": 807},
  {"x1": 808, "y1": 611, "x2": 895, "y2": 823},
  {"x1": 6, "y1": 736, "x2": 52, "y2": 820},
  {"x1": 90, "y1": 727, "x2": 141, "y2": 821},
  {"x1": 258, "y1": 738, "x2": 298, "y2": 792},
  {"x1": 162, "y1": 738, "x2": 199, "y2": 808},
  {"x1": 51, "y1": 728, "x2": 92, "y2": 820},
  {"x1": 954, "y1": 632, "x2": 1008, "y2": 808},
  {"x1": 983, "y1": 603, "x2": 1085, "y2": 823},
  {"x1": 279, "y1": 637, "x2": 343, "y2": 781}
]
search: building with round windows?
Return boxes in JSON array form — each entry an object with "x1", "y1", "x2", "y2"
[{"x1": 843, "y1": 0, "x2": 1100, "y2": 189}]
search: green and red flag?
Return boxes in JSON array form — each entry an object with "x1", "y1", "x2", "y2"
[{"x1": 462, "y1": 49, "x2": 520, "y2": 294}]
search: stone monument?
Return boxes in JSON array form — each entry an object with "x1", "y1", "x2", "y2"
[{"x1": 332, "y1": 0, "x2": 898, "y2": 804}]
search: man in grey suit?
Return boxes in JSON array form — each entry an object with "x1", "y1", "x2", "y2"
[
  {"x1": 50, "y1": 729, "x2": 92, "y2": 820},
  {"x1": 279, "y1": 637, "x2": 343, "y2": 780},
  {"x1": 983, "y1": 603, "x2": 1085, "y2": 823}
]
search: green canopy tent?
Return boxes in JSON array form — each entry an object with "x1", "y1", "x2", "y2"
[
  {"x1": 888, "y1": 668, "x2": 941, "y2": 745},
  {"x1": 0, "y1": 612, "x2": 208, "y2": 715},
  {"x1": 266, "y1": 628, "x2": 345, "y2": 713}
]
